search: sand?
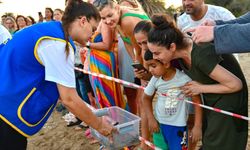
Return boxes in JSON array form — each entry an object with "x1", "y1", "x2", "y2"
[
  {"x1": 27, "y1": 111, "x2": 99, "y2": 150},
  {"x1": 27, "y1": 53, "x2": 250, "y2": 150}
]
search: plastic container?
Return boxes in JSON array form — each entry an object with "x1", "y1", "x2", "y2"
[{"x1": 91, "y1": 106, "x2": 141, "y2": 149}]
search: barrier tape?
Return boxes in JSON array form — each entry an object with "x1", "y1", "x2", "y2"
[
  {"x1": 75, "y1": 67, "x2": 250, "y2": 121},
  {"x1": 139, "y1": 136, "x2": 161, "y2": 150},
  {"x1": 75, "y1": 67, "x2": 145, "y2": 90},
  {"x1": 76, "y1": 67, "x2": 250, "y2": 121}
]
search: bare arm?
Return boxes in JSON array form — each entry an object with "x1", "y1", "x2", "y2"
[
  {"x1": 202, "y1": 64, "x2": 242, "y2": 93},
  {"x1": 143, "y1": 92, "x2": 159, "y2": 133},
  {"x1": 57, "y1": 84, "x2": 114, "y2": 135},
  {"x1": 143, "y1": 93, "x2": 154, "y2": 119},
  {"x1": 89, "y1": 23, "x2": 114, "y2": 51},
  {"x1": 121, "y1": 18, "x2": 143, "y2": 63},
  {"x1": 192, "y1": 95, "x2": 202, "y2": 128},
  {"x1": 190, "y1": 95, "x2": 202, "y2": 143},
  {"x1": 182, "y1": 64, "x2": 242, "y2": 96}
]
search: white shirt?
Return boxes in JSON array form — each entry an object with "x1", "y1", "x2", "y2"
[
  {"x1": 37, "y1": 39, "x2": 76, "y2": 88},
  {"x1": 0, "y1": 25, "x2": 11, "y2": 44},
  {"x1": 144, "y1": 69, "x2": 191, "y2": 126},
  {"x1": 177, "y1": 4, "x2": 235, "y2": 32},
  {"x1": 177, "y1": 4, "x2": 239, "y2": 60}
]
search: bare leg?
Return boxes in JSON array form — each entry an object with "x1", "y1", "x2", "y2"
[
  {"x1": 124, "y1": 87, "x2": 138, "y2": 114},
  {"x1": 188, "y1": 114, "x2": 198, "y2": 150}
]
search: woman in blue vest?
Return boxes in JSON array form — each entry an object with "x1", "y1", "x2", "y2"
[{"x1": 0, "y1": 1, "x2": 115, "y2": 149}]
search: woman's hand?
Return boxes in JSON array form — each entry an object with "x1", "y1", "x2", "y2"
[
  {"x1": 181, "y1": 81, "x2": 203, "y2": 96},
  {"x1": 190, "y1": 125, "x2": 202, "y2": 143},
  {"x1": 97, "y1": 117, "x2": 117, "y2": 137}
]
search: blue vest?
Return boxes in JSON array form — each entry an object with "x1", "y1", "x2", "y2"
[{"x1": 0, "y1": 21, "x2": 75, "y2": 137}]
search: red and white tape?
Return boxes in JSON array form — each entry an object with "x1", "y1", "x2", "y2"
[
  {"x1": 75, "y1": 67, "x2": 250, "y2": 121},
  {"x1": 74, "y1": 67, "x2": 144, "y2": 90},
  {"x1": 139, "y1": 136, "x2": 161, "y2": 150}
]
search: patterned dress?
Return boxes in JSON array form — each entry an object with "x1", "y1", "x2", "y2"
[{"x1": 88, "y1": 32, "x2": 128, "y2": 109}]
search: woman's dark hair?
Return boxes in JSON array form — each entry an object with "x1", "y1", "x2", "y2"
[
  {"x1": 45, "y1": 7, "x2": 54, "y2": 20},
  {"x1": 27, "y1": 16, "x2": 36, "y2": 24},
  {"x1": 62, "y1": 0, "x2": 100, "y2": 56},
  {"x1": 15, "y1": 15, "x2": 27, "y2": 30},
  {"x1": 148, "y1": 13, "x2": 186, "y2": 50},
  {"x1": 133, "y1": 20, "x2": 152, "y2": 34}
]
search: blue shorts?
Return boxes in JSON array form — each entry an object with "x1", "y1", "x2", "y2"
[{"x1": 160, "y1": 124, "x2": 188, "y2": 150}]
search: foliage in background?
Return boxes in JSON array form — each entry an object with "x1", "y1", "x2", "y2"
[
  {"x1": 140, "y1": 0, "x2": 249, "y2": 17},
  {"x1": 2, "y1": 12, "x2": 15, "y2": 18},
  {"x1": 139, "y1": 0, "x2": 167, "y2": 16},
  {"x1": 206, "y1": 0, "x2": 250, "y2": 16}
]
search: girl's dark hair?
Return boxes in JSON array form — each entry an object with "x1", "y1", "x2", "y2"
[
  {"x1": 144, "y1": 49, "x2": 153, "y2": 61},
  {"x1": 45, "y1": 7, "x2": 54, "y2": 20},
  {"x1": 148, "y1": 13, "x2": 186, "y2": 50},
  {"x1": 133, "y1": 20, "x2": 152, "y2": 34},
  {"x1": 62, "y1": 0, "x2": 100, "y2": 56}
]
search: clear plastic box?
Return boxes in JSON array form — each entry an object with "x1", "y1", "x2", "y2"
[{"x1": 91, "y1": 106, "x2": 141, "y2": 150}]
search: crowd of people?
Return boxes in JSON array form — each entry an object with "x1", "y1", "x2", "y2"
[{"x1": 0, "y1": 0, "x2": 249, "y2": 150}]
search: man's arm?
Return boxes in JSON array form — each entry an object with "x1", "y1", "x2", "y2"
[{"x1": 214, "y1": 23, "x2": 250, "y2": 54}]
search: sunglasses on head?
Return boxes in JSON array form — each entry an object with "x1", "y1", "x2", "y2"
[
  {"x1": 93, "y1": 0, "x2": 108, "y2": 7},
  {"x1": 93, "y1": 0, "x2": 115, "y2": 8}
]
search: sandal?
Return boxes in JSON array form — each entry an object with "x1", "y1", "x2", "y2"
[
  {"x1": 66, "y1": 119, "x2": 81, "y2": 127},
  {"x1": 74, "y1": 122, "x2": 89, "y2": 130}
]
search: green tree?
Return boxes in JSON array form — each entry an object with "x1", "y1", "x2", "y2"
[
  {"x1": 206, "y1": 0, "x2": 249, "y2": 16},
  {"x1": 139, "y1": 0, "x2": 167, "y2": 16},
  {"x1": 206, "y1": 0, "x2": 233, "y2": 6}
]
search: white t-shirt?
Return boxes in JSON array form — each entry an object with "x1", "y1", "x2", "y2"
[
  {"x1": 178, "y1": 4, "x2": 239, "y2": 60},
  {"x1": 144, "y1": 69, "x2": 192, "y2": 126},
  {"x1": 37, "y1": 39, "x2": 76, "y2": 88},
  {"x1": 177, "y1": 4, "x2": 235, "y2": 32},
  {"x1": 0, "y1": 25, "x2": 11, "y2": 44}
]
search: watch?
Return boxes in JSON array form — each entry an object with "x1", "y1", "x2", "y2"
[{"x1": 86, "y1": 41, "x2": 91, "y2": 49}]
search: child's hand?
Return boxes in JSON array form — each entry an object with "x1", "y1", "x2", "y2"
[
  {"x1": 190, "y1": 125, "x2": 202, "y2": 143},
  {"x1": 148, "y1": 116, "x2": 159, "y2": 133},
  {"x1": 181, "y1": 81, "x2": 203, "y2": 96},
  {"x1": 134, "y1": 69, "x2": 151, "y2": 81}
]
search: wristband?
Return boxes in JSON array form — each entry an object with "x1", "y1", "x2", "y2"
[{"x1": 86, "y1": 41, "x2": 91, "y2": 49}]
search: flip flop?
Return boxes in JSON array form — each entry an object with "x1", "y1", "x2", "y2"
[
  {"x1": 74, "y1": 123, "x2": 89, "y2": 130},
  {"x1": 66, "y1": 119, "x2": 81, "y2": 127}
]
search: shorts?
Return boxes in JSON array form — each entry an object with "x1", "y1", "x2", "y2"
[
  {"x1": 153, "y1": 129, "x2": 168, "y2": 150},
  {"x1": 160, "y1": 124, "x2": 187, "y2": 150}
]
